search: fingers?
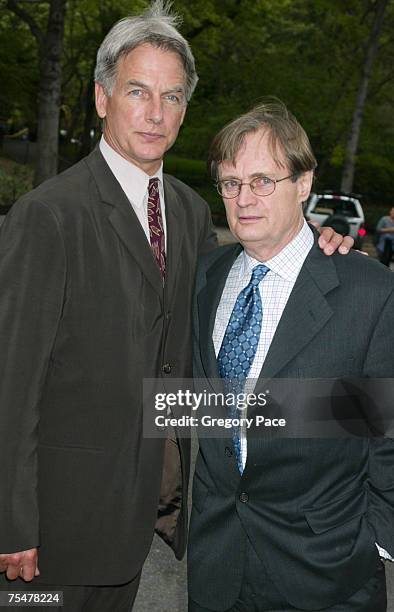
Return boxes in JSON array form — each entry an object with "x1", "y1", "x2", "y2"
[
  {"x1": 5, "y1": 559, "x2": 21, "y2": 581},
  {"x1": 0, "y1": 549, "x2": 39, "y2": 582},
  {"x1": 318, "y1": 227, "x2": 354, "y2": 255},
  {"x1": 18, "y1": 549, "x2": 38, "y2": 582},
  {"x1": 0, "y1": 552, "x2": 24, "y2": 580},
  {"x1": 318, "y1": 226, "x2": 334, "y2": 250},
  {"x1": 338, "y1": 235, "x2": 355, "y2": 254}
]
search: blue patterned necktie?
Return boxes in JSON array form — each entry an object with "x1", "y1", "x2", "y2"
[{"x1": 217, "y1": 264, "x2": 270, "y2": 473}]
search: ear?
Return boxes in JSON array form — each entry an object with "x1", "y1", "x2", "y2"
[
  {"x1": 297, "y1": 170, "x2": 314, "y2": 204},
  {"x1": 180, "y1": 103, "x2": 187, "y2": 126},
  {"x1": 95, "y1": 82, "x2": 108, "y2": 119}
]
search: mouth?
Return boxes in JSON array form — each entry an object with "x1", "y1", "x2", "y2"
[
  {"x1": 138, "y1": 132, "x2": 164, "y2": 142},
  {"x1": 238, "y1": 216, "x2": 262, "y2": 223}
]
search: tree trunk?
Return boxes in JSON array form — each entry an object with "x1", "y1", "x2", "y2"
[
  {"x1": 340, "y1": 0, "x2": 389, "y2": 193},
  {"x1": 34, "y1": 0, "x2": 67, "y2": 186},
  {"x1": 80, "y1": 71, "x2": 96, "y2": 158}
]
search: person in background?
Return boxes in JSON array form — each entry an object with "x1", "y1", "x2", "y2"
[{"x1": 376, "y1": 206, "x2": 394, "y2": 267}]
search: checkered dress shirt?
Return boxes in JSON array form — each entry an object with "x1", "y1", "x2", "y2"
[{"x1": 213, "y1": 221, "x2": 314, "y2": 469}]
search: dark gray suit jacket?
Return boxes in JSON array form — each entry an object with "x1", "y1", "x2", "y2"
[
  {"x1": 189, "y1": 239, "x2": 394, "y2": 610},
  {"x1": 0, "y1": 148, "x2": 216, "y2": 585}
]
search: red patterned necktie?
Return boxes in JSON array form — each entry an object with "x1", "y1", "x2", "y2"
[{"x1": 147, "y1": 177, "x2": 166, "y2": 279}]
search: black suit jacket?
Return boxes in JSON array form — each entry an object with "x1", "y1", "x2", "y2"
[
  {"x1": 188, "y1": 239, "x2": 394, "y2": 610},
  {"x1": 0, "y1": 148, "x2": 216, "y2": 585}
]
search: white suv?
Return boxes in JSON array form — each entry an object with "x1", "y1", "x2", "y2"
[{"x1": 305, "y1": 192, "x2": 366, "y2": 250}]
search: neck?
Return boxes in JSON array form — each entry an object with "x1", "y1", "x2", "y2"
[
  {"x1": 243, "y1": 219, "x2": 304, "y2": 262},
  {"x1": 102, "y1": 130, "x2": 162, "y2": 175}
]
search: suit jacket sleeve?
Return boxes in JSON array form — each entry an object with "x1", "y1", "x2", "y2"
[
  {"x1": 0, "y1": 197, "x2": 66, "y2": 552},
  {"x1": 362, "y1": 287, "x2": 394, "y2": 556},
  {"x1": 197, "y1": 199, "x2": 218, "y2": 256}
]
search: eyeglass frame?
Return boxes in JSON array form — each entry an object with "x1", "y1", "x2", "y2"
[{"x1": 215, "y1": 173, "x2": 298, "y2": 198}]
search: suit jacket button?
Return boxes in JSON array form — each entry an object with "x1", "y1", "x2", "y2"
[
  {"x1": 162, "y1": 363, "x2": 172, "y2": 374},
  {"x1": 225, "y1": 446, "x2": 233, "y2": 457},
  {"x1": 239, "y1": 492, "x2": 249, "y2": 503}
]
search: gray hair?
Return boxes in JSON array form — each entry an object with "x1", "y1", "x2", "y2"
[
  {"x1": 209, "y1": 99, "x2": 317, "y2": 180},
  {"x1": 94, "y1": 0, "x2": 198, "y2": 102}
]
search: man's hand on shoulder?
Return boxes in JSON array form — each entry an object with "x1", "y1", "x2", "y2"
[
  {"x1": 315, "y1": 225, "x2": 354, "y2": 255},
  {"x1": 0, "y1": 548, "x2": 39, "y2": 581}
]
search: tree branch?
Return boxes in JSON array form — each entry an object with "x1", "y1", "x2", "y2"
[
  {"x1": 6, "y1": 0, "x2": 44, "y2": 48},
  {"x1": 186, "y1": 19, "x2": 218, "y2": 40},
  {"x1": 79, "y1": 10, "x2": 93, "y2": 35},
  {"x1": 369, "y1": 70, "x2": 394, "y2": 97}
]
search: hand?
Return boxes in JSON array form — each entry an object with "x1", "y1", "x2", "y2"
[
  {"x1": 0, "y1": 548, "x2": 39, "y2": 581},
  {"x1": 317, "y1": 226, "x2": 354, "y2": 255}
]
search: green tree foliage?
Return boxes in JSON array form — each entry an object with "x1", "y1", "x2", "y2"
[
  {"x1": 0, "y1": 0, "x2": 393, "y2": 202},
  {"x1": 0, "y1": 9, "x2": 39, "y2": 128}
]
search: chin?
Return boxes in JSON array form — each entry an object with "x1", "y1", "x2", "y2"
[
  {"x1": 138, "y1": 146, "x2": 165, "y2": 158},
  {"x1": 234, "y1": 225, "x2": 268, "y2": 243}
]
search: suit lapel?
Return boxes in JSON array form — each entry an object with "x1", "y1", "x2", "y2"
[
  {"x1": 197, "y1": 245, "x2": 242, "y2": 387},
  {"x1": 255, "y1": 243, "x2": 339, "y2": 387},
  {"x1": 85, "y1": 148, "x2": 163, "y2": 298},
  {"x1": 197, "y1": 245, "x2": 245, "y2": 480},
  {"x1": 197, "y1": 237, "x2": 339, "y2": 387}
]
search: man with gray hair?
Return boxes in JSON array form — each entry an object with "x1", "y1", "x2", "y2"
[
  {"x1": 0, "y1": 2, "x2": 351, "y2": 610},
  {"x1": 0, "y1": 2, "x2": 216, "y2": 610}
]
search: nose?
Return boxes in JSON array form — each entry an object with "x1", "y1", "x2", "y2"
[
  {"x1": 146, "y1": 95, "x2": 164, "y2": 125},
  {"x1": 236, "y1": 182, "x2": 258, "y2": 208}
]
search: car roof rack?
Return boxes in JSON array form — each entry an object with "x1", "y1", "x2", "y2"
[{"x1": 320, "y1": 190, "x2": 362, "y2": 199}]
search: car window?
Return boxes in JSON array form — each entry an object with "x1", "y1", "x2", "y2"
[{"x1": 312, "y1": 198, "x2": 360, "y2": 218}]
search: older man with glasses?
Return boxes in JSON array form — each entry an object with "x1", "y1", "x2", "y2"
[{"x1": 189, "y1": 101, "x2": 394, "y2": 612}]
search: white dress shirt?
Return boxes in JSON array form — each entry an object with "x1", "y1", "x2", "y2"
[{"x1": 99, "y1": 136, "x2": 167, "y2": 246}]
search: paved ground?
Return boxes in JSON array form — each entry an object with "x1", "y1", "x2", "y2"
[{"x1": 134, "y1": 435, "x2": 198, "y2": 612}]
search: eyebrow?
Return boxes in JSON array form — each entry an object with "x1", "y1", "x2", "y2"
[
  {"x1": 125, "y1": 80, "x2": 185, "y2": 95},
  {"x1": 219, "y1": 171, "x2": 275, "y2": 180},
  {"x1": 164, "y1": 87, "x2": 185, "y2": 94},
  {"x1": 125, "y1": 79, "x2": 148, "y2": 90}
]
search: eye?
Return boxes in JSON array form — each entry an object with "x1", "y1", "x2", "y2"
[
  {"x1": 163, "y1": 93, "x2": 183, "y2": 105},
  {"x1": 129, "y1": 89, "x2": 145, "y2": 98},
  {"x1": 222, "y1": 180, "x2": 240, "y2": 190},
  {"x1": 253, "y1": 176, "x2": 273, "y2": 187}
]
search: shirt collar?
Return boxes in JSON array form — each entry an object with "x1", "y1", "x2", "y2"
[
  {"x1": 240, "y1": 220, "x2": 314, "y2": 281},
  {"x1": 99, "y1": 135, "x2": 163, "y2": 208}
]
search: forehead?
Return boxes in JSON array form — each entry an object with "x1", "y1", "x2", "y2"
[
  {"x1": 219, "y1": 129, "x2": 287, "y2": 177},
  {"x1": 116, "y1": 43, "x2": 186, "y2": 85}
]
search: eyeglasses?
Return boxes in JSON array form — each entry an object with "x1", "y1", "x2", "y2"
[{"x1": 216, "y1": 173, "x2": 297, "y2": 198}]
